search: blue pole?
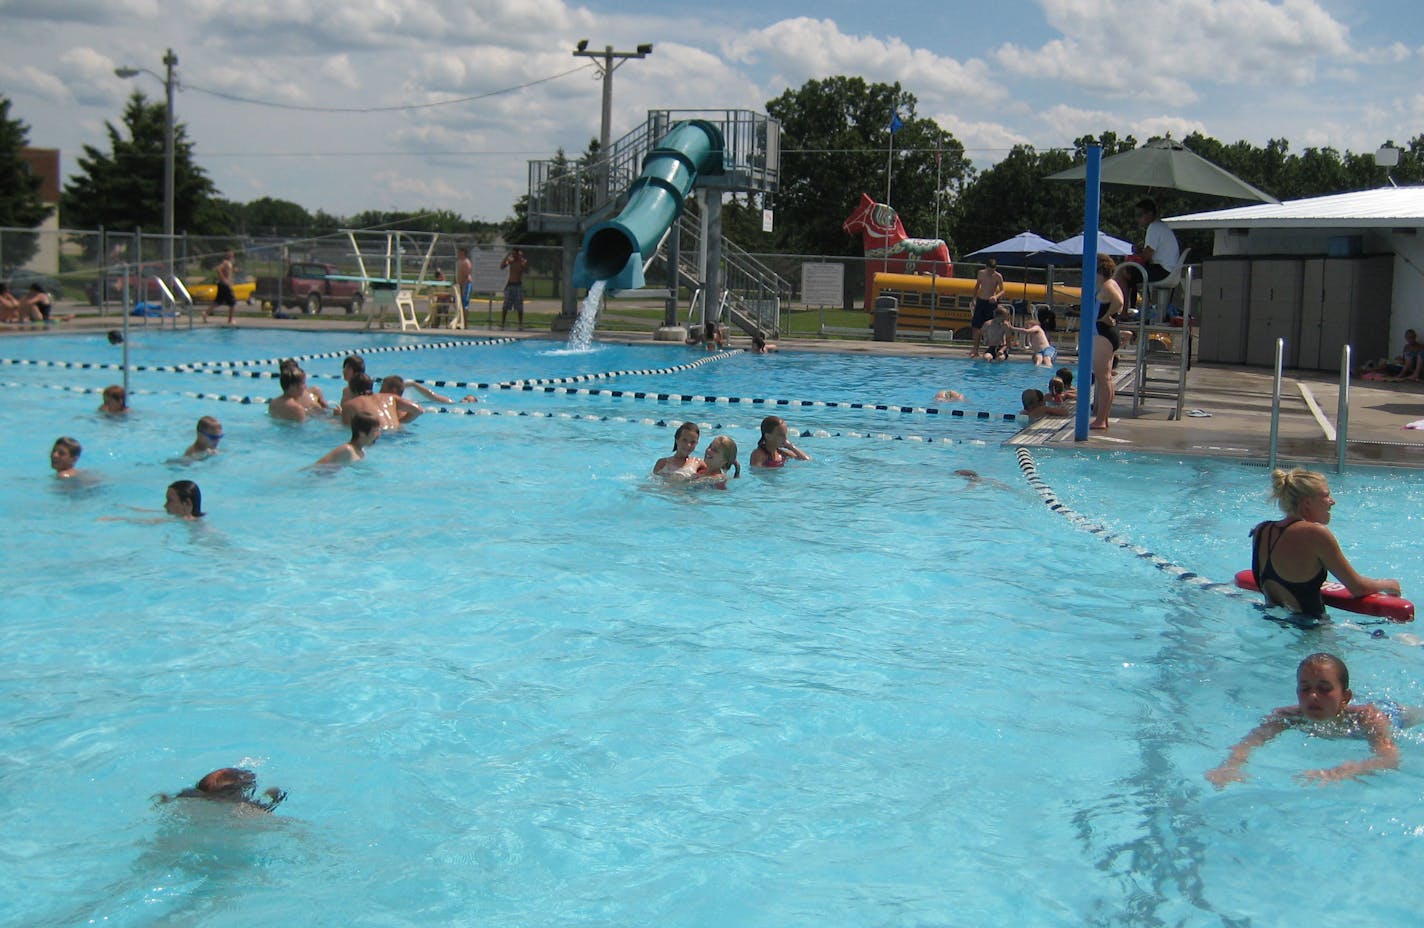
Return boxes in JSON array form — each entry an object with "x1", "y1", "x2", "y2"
[{"x1": 1074, "y1": 145, "x2": 1102, "y2": 441}]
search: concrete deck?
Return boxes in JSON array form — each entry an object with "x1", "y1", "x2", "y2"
[{"x1": 8, "y1": 304, "x2": 1424, "y2": 468}]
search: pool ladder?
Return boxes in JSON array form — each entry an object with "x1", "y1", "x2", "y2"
[{"x1": 1267, "y1": 339, "x2": 1350, "y2": 473}]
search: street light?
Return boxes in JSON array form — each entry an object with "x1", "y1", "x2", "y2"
[
  {"x1": 572, "y1": 42, "x2": 653, "y2": 199},
  {"x1": 115, "y1": 48, "x2": 178, "y2": 280}
]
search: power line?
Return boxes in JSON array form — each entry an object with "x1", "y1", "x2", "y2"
[{"x1": 181, "y1": 63, "x2": 595, "y2": 114}]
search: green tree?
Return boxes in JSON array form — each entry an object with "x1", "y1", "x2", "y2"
[
  {"x1": 0, "y1": 96, "x2": 55, "y2": 271},
  {"x1": 60, "y1": 91, "x2": 225, "y2": 239},
  {"x1": 239, "y1": 197, "x2": 313, "y2": 235},
  {"x1": 766, "y1": 76, "x2": 971, "y2": 256},
  {"x1": 950, "y1": 145, "x2": 1079, "y2": 249}
]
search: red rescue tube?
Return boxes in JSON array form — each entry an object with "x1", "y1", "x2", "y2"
[{"x1": 1234, "y1": 570, "x2": 1414, "y2": 622}]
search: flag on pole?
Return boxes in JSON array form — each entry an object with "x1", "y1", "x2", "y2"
[{"x1": 888, "y1": 111, "x2": 903, "y2": 134}]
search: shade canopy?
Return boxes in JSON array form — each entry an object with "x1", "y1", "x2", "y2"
[
  {"x1": 965, "y1": 231, "x2": 1071, "y2": 264},
  {"x1": 1055, "y1": 231, "x2": 1134, "y2": 257},
  {"x1": 1047, "y1": 138, "x2": 1279, "y2": 203}
]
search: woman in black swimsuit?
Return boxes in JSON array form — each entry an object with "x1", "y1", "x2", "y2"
[
  {"x1": 1091, "y1": 254, "x2": 1123, "y2": 431},
  {"x1": 1250, "y1": 468, "x2": 1400, "y2": 618}
]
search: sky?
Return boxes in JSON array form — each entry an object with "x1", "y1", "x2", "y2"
[{"x1": 3, "y1": 0, "x2": 1422, "y2": 226}]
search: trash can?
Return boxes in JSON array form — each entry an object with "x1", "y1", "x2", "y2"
[{"x1": 873, "y1": 296, "x2": 898, "y2": 342}]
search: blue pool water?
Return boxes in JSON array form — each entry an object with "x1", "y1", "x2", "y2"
[{"x1": 2, "y1": 330, "x2": 1422, "y2": 926}]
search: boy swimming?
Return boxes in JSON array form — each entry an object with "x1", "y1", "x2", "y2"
[{"x1": 1205, "y1": 652, "x2": 1417, "y2": 788}]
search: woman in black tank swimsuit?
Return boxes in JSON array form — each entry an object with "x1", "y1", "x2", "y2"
[
  {"x1": 1091, "y1": 254, "x2": 1124, "y2": 430},
  {"x1": 1250, "y1": 468, "x2": 1401, "y2": 618}
]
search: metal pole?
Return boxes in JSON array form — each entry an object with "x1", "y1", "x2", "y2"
[
  {"x1": 163, "y1": 48, "x2": 177, "y2": 284},
  {"x1": 1074, "y1": 145, "x2": 1102, "y2": 442},
  {"x1": 1268, "y1": 337, "x2": 1284, "y2": 471},
  {"x1": 121, "y1": 266, "x2": 131, "y2": 396},
  {"x1": 1336, "y1": 344, "x2": 1351, "y2": 473},
  {"x1": 600, "y1": 47, "x2": 613, "y2": 201}
]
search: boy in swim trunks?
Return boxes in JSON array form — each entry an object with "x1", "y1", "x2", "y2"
[
  {"x1": 1008, "y1": 309, "x2": 1056, "y2": 366},
  {"x1": 980, "y1": 306, "x2": 1011, "y2": 361},
  {"x1": 1205, "y1": 652, "x2": 1418, "y2": 788}
]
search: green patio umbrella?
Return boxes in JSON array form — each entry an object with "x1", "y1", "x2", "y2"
[{"x1": 1047, "y1": 138, "x2": 1279, "y2": 203}]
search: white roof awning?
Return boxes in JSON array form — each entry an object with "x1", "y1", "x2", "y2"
[{"x1": 1166, "y1": 187, "x2": 1424, "y2": 230}]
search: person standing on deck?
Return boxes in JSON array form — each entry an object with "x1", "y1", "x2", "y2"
[
  {"x1": 202, "y1": 251, "x2": 238, "y2": 325},
  {"x1": 500, "y1": 247, "x2": 529, "y2": 329},
  {"x1": 971, "y1": 258, "x2": 1005, "y2": 358},
  {"x1": 456, "y1": 247, "x2": 473, "y2": 311}
]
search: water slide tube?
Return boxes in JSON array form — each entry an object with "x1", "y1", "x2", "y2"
[{"x1": 574, "y1": 120, "x2": 724, "y2": 290}]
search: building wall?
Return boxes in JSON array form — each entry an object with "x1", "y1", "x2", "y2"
[{"x1": 1208, "y1": 224, "x2": 1422, "y2": 358}]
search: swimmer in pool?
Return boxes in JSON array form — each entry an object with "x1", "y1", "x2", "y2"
[
  {"x1": 653, "y1": 421, "x2": 703, "y2": 481},
  {"x1": 99, "y1": 480, "x2": 205, "y2": 522},
  {"x1": 50, "y1": 436, "x2": 82, "y2": 479},
  {"x1": 1021, "y1": 388, "x2": 1070, "y2": 421},
  {"x1": 1249, "y1": 468, "x2": 1401, "y2": 620},
  {"x1": 694, "y1": 435, "x2": 740, "y2": 488},
  {"x1": 315, "y1": 412, "x2": 381, "y2": 468},
  {"x1": 934, "y1": 390, "x2": 965, "y2": 403},
  {"x1": 270, "y1": 367, "x2": 313, "y2": 422},
  {"x1": 749, "y1": 416, "x2": 811, "y2": 468},
  {"x1": 379, "y1": 374, "x2": 478, "y2": 405},
  {"x1": 279, "y1": 359, "x2": 329, "y2": 413},
  {"x1": 98, "y1": 384, "x2": 128, "y2": 415},
  {"x1": 154, "y1": 767, "x2": 287, "y2": 814},
  {"x1": 341, "y1": 373, "x2": 422, "y2": 430},
  {"x1": 1205, "y1": 652, "x2": 1419, "y2": 788},
  {"x1": 1054, "y1": 367, "x2": 1078, "y2": 401},
  {"x1": 183, "y1": 416, "x2": 223, "y2": 459},
  {"x1": 338, "y1": 354, "x2": 366, "y2": 405}
]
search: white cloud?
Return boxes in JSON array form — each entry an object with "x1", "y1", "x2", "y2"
[
  {"x1": 999, "y1": 0, "x2": 1352, "y2": 103},
  {"x1": 1034, "y1": 104, "x2": 1206, "y2": 145},
  {"x1": 321, "y1": 56, "x2": 362, "y2": 91},
  {"x1": 0, "y1": 0, "x2": 158, "y2": 22},
  {"x1": 9, "y1": 66, "x2": 72, "y2": 106},
  {"x1": 933, "y1": 115, "x2": 1032, "y2": 158},
  {"x1": 725, "y1": 17, "x2": 1003, "y2": 106},
  {"x1": 58, "y1": 48, "x2": 130, "y2": 108},
  {"x1": 370, "y1": 169, "x2": 466, "y2": 206}
]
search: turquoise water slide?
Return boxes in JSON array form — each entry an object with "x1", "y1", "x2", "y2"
[{"x1": 575, "y1": 120, "x2": 724, "y2": 290}]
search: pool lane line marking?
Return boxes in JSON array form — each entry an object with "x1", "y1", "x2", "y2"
[
  {"x1": 0, "y1": 381, "x2": 998, "y2": 446},
  {"x1": 0, "y1": 337, "x2": 518, "y2": 374},
  {"x1": 1014, "y1": 447, "x2": 1415, "y2": 641},
  {"x1": 1297, "y1": 382, "x2": 1337, "y2": 441}
]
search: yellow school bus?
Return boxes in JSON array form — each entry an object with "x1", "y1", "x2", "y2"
[{"x1": 869, "y1": 272, "x2": 1081, "y2": 336}]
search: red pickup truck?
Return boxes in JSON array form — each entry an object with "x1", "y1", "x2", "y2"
[{"x1": 254, "y1": 262, "x2": 365, "y2": 315}]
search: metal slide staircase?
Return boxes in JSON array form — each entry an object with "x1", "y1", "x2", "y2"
[{"x1": 665, "y1": 212, "x2": 789, "y2": 337}]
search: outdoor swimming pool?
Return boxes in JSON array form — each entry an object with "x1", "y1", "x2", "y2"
[{"x1": 2, "y1": 330, "x2": 1421, "y2": 926}]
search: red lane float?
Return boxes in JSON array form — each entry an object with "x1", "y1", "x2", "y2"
[{"x1": 1234, "y1": 570, "x2": 1415, "y2": 623}]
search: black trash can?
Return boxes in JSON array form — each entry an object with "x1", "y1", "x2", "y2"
[{"x1": 873, "y1": 296, "x2": 898, "y2": 342}]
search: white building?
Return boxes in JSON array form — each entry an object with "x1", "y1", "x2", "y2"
[{"x1": 1167, "y1": 187, "x2": 1424, "y2": 369}]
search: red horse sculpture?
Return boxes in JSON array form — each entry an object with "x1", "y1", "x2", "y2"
[{"x1": 842, "y1": 193, "x2": 953, "y2": 308}]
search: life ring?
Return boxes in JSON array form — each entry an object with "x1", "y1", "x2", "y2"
[{"x1": 1234, "y1": 570, "x2": 1414, "y2": 622}]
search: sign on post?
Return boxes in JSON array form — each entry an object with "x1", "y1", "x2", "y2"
[
  {"x1": 472, "y1": 250, "x2": 507, "y2": 293},
  {"x1": 800, "y1": 262, "x2": 844, "y2": 306}
]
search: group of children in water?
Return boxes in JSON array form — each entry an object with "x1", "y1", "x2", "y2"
[{"x1": 651, "y1": 415, "x2": 811, "y2": 488}]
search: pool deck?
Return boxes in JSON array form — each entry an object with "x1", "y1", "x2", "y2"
[{"x1": 7, "y1": 309, "x2": 1424, "y2": 469}]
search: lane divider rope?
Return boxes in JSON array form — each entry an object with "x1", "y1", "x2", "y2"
[
  {"x1": 0, "y1": 336, "x2": 517, "y2": 373},
  {"x1": 0, "y1": 380, "x2": 995, "y2": 445}
]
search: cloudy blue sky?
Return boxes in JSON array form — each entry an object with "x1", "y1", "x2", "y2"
[{"x1": 3, "y1": 0, "x2": 1421, "y2": 224}]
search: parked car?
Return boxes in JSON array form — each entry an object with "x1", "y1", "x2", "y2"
[
  {"x1": 185, "y1": 272, "x2": 256, "y2": 304},
  {"x1": 254, "y1": 262, "x2": 365, "y2": 315},
  {"x1": 4, "y1": 269, "x2": 64, "y2": 300}
]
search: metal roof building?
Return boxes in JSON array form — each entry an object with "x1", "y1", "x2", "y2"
[{"x1": 1165, "y1": 187, "x2": 1424, "y2": 364}]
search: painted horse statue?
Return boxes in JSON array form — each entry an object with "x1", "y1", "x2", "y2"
[{"x1": 842, "y1": 193, "x2": 953, "y2": 308}]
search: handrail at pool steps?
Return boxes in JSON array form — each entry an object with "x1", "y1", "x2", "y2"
[
  {"x1": 1268, "y1": 337, "x2": 1284, "y2": 471},
  {"x1": 1336, "y1": 344, "x2": 1350, "y2": 474},
  {"x1": 1127, "y1": 263, "x2": 1194, "y2": 419}
]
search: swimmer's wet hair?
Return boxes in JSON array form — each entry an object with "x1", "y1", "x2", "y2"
[
  {"x1": 380, "y1": 375, "x2": 404, "y2": 394},
  {"x1": 279, "y1": 367, "x2": 305, "y2": 391},
  {"x1": 1055, "y1": 367, "x2": 1073, "y2": 388},
  {"x1": 671, "y1": 420, "x2": 699, "y2": 451},
  {"x1": 1096, "y1": 254, "x2": 1117, "y2": 279},
  {"x1": 102, "y1": 384, "x2": 127, "y2": 408},
  {"x1": 106, "y1": 330, "x2": 124, "y2": 345},
  {"x1": 343, "y1": 355, "x2": 366, "y2": 374},
  {"x1": 1299, "y1": 652, "x2": 1349, "y2": 690},
  {"x1": 53, "y1": 436, "x2": 81, "y2": 459},
  {"x1": 1048, "y1": 377, "x2": 1065, "y2": 395},
  {"x1": 351, "y1": 412, "x2": 381, "y2": 440},
  {"x1": 169, "y1": 480, "x2": 204, "y2": 517},
  {"x1": 1021, "y1": 388, "x2": 1045, "y2": 410},
  {"x1": 350, "y1": 373, "x2": 374, "y2": 396},
  {"x1": 197, "y1": 415, "x2": 220, "y2": 433},
  {"x1": 1270, "y1": 467, "x2": 1329, "y2": 516},
  {"x1": 705, "y1": 435, "x2": 740, "y2": 478}
]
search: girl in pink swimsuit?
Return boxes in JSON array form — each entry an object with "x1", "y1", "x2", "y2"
[{"x1": 749, "y1": 416, "x2": 811, "y2": 468}]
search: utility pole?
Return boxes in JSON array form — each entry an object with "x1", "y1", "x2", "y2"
[
  {"x1": 114, "y1": 48, "x2": 179, "y2": 281},
  {"x1": 572, "y1": 41, "x2": 653, "y2": 201}
]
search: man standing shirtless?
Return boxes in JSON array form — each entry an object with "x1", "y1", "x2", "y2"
[
  {"x1": 500, "y1": 247, "x2": 529, "y2": 329},
  {"x1": 456, "y1": 246, "x2": 473, "y2": 310},
  {"x1": 971, "y1": 257, "x2": 1005, "y2": 357},
  {"x1": 203, "y1": 251, "x2": 238, "y2": 325}
]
